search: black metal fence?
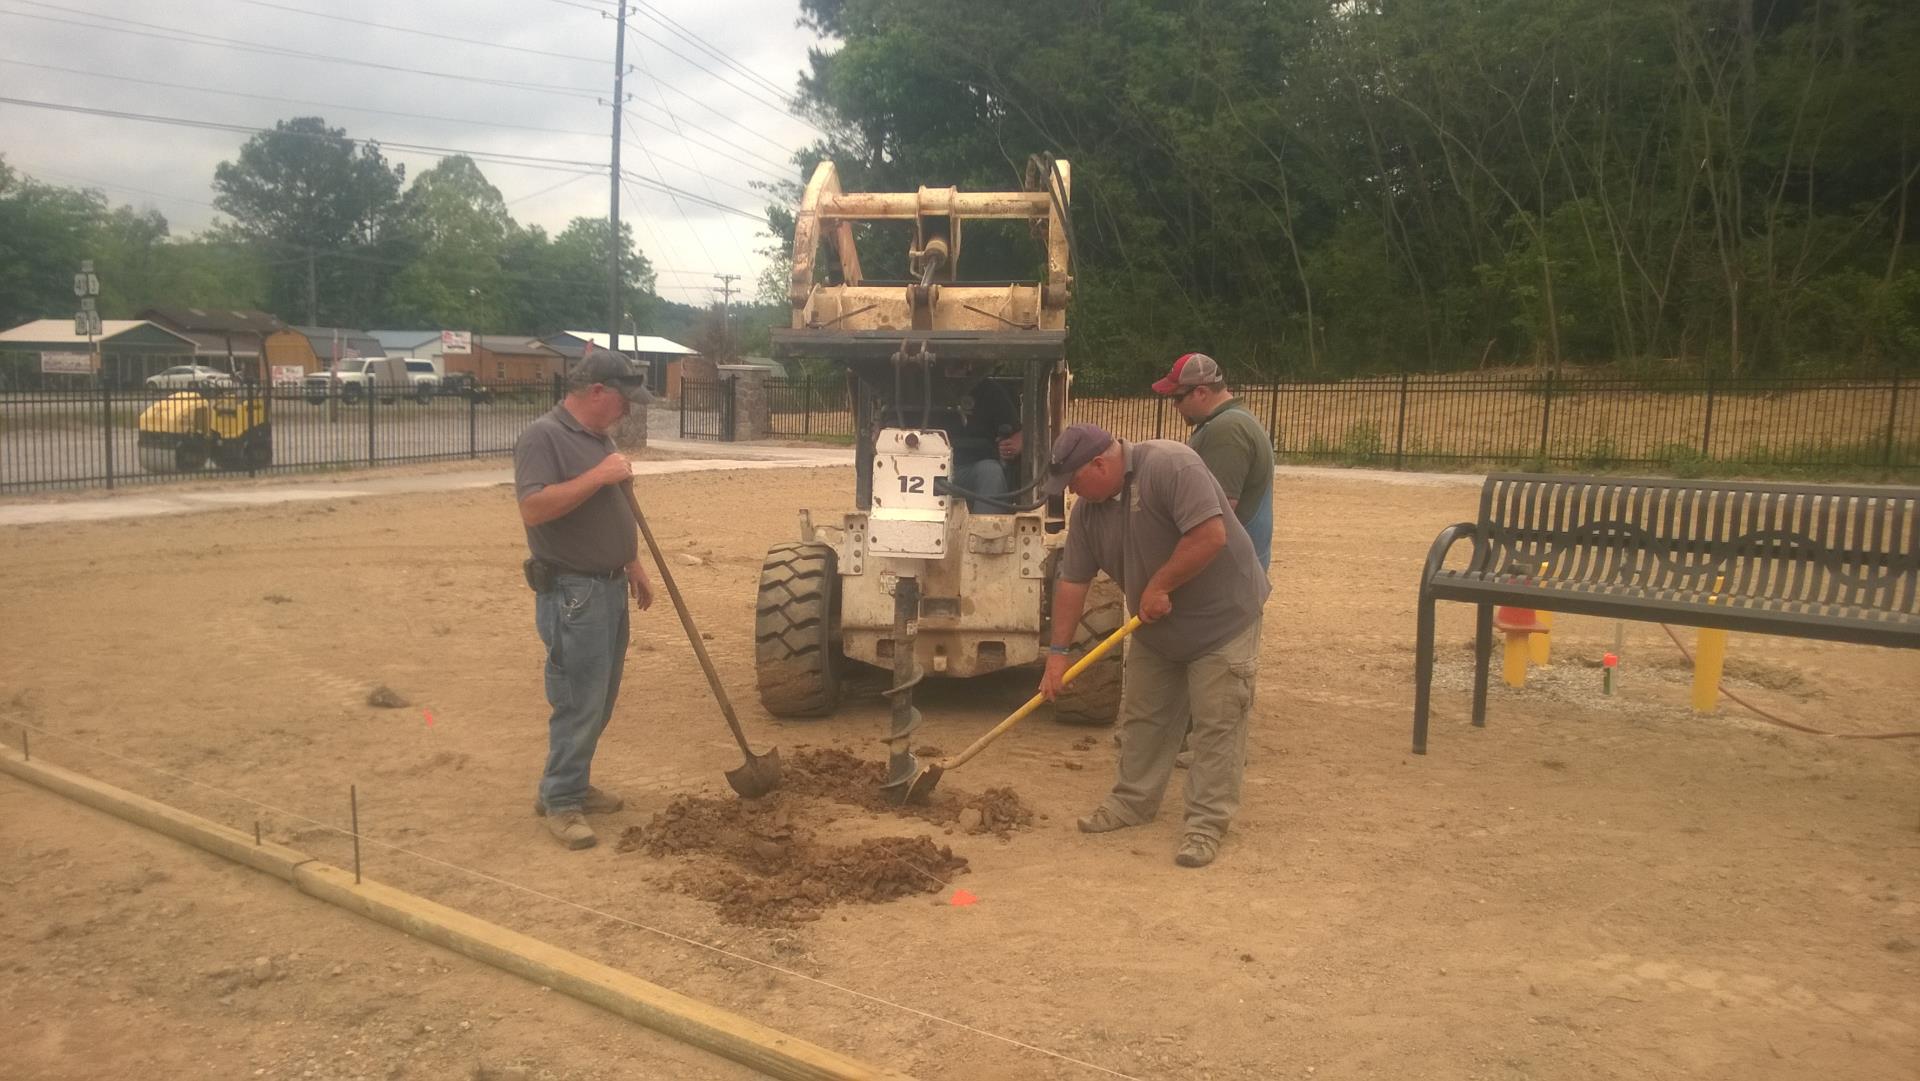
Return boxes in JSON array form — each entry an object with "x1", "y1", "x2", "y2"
[
  {"x1": 1069, "y1": 373, "x2": 1916, "y2": 477},
  {"x1": 0, "y1": 380, "x2": 560, "y2": 493},
  {"x1": 679, "y1": 376, "x2": 736, "y2": 441},
  {"x1": 765, "y1": 375, "x2": 854, "y2": 438}
]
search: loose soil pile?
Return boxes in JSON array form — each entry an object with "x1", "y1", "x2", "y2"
[{"x1": 618, "y1": 747, "x2": 1034, "y2": 925}]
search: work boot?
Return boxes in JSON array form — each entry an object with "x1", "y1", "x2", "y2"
[
  {"x1": 1173, "y1": 833, "x2": 1218, "y2": 868},
  {"x1": 1076, "y1": 806, "x2": 1135, "y2": 834},
  {"x1": 533, "y1": 785, "x2": 625, "y2": 817},
  {"x1": 544, "y1": 810, "x2": 597, "y2": 851}
]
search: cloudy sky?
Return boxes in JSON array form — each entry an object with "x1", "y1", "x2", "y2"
[{"x1": 0, "y1": 0, "x2": 829, "y2": 305}]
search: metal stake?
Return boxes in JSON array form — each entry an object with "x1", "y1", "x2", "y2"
[
  {"x1": 21, "y1": 728, "x2": 28, "y2": 761},
  {"x1": 350, "y1": 784, "x2": 362, "y2": 884},
  {"x1": 254, "y1": 819, "x2": 262, "y2": 846}
]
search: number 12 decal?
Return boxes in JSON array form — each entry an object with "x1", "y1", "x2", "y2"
[{"x1": 897, "y1": 475, "x2": 927, "y2": 494}]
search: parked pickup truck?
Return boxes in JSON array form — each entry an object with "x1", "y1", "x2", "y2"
[{"x1": 303, "y1": 356, "x2": 420, "y2": 404}]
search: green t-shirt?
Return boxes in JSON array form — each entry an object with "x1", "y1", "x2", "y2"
[{"x1": 1190, "y1": 398, "x2": 1273, "y2": 526}]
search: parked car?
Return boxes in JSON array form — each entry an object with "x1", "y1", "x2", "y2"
[
  {"x1": 440, "y1": 371, "x2": 494, "y2": 404},
  {"x1": 146, "y1": 365, "x2": 237, "y2": 390}
]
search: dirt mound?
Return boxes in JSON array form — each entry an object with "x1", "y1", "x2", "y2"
[
  {"x1": 781, "y1": 746, "x2": 1037, "y2": 837},
  {"x1": 616, "y1": 748, "x2": 1034, "y2": 924},
  {"x1": 618, "y1": 793, "x2": 969, "y2": 925}
]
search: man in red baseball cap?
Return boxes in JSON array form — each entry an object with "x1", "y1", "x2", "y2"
[{"x1": 1151, "y1": 353, "x2": 1272, "y2": 572}]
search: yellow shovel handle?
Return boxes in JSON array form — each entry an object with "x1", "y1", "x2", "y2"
[{"x1": 945, "y1": 615, "x2": 1144, "y2": 772}]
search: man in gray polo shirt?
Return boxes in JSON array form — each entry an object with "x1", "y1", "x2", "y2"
[
  {"x1": 1038, "y1": 423, "x2": 1270, "y2": 867},
  {"x1": 513, "y1": 352, "x2": 656, "y2": 851}
]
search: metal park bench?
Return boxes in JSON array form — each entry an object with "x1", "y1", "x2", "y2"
[{"x1": 1412, "y1": 473, "x2": 1920, "y2": 753}]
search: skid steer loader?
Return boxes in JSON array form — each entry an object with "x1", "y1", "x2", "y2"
[{"x1": 759, "y1": 157, "x2": 1124, "y2": 792}]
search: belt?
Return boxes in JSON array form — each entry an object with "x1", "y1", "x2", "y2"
[{"x1": 554, "y1": 565, "x2": 625, "y2": 580}]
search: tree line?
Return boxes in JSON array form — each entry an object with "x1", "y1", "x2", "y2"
[
  {"x1": 1, "y1": 117, "x2": 777, "y2": 355},
  {"x1": 788, "y1": 0, "x2": 1919, "y2": 378}
]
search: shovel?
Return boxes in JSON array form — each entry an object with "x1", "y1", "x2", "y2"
[
  {"x1": 900, "y1": 616, "x2": 1142, "y2": 803},
  {"x1": 625, "y1": 481, "x2": 782, "y2": 798}
]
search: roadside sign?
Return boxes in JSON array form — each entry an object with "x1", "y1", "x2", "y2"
[
  {"x1": 72, "y1": 272, "x2": 100, "y2": 297},
  {"x1": 271, "y1": 365, "x2": 305, "y2": 386},
  {"x1": 73, "y1": 311, "x2": 103, "y2": 336},
  {"x1": 440, "y1": 330, "x2": 471, "y2": 352},
  {"x1": 41, "y1": 351, "x2": 94, "y2": 374}
]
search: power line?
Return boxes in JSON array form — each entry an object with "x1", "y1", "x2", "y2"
[
  {"x1": 222, "y1": 0, "x2": 607, "y2": 65},
  {"x1": 0, "y1": 95, "x2": 606, "y2": 177},
  {"x1": 0, "y1": 57, "x2": 608, "y2": 141},
  {"x1": 0, "y1": 2, "x2": 604, "y2": 100},
  {"x1": 0, "y1": 94, "x2": 771, "y2": 219},
  {"x1": 630, "y1": 0, "x2": 790, "y2": 101},
  {"x1": 624, "y1": 22, "x2": 824, "y2": 138}
]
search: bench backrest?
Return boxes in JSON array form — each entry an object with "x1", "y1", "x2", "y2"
[{"x1": 1472, "y1": 474, "x2": 1920, "y2": 615}]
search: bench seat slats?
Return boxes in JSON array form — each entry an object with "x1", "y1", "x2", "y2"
[{"x1": 1411, "y1": 473, "x2": 1920, "y2": 754}]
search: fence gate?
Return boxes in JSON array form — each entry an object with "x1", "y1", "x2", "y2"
[{"x1": 678, "y1": 377, "x2": 735, "y2": 441}]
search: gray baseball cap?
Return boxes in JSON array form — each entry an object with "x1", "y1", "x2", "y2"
[
  {"x1": 1151, "y1": 352, "x2": 1224, "y2": 395},
  {"x1": 567, "y1": 351, "x2": 655, "y2": 403},
  {"x1": 1042, "y1": 422, "x2": 1115, "y2": 496}
]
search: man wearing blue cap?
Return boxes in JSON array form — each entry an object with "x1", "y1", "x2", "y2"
[{"x1": 1037, "y1": 423, "x2": 1271, "y2": 867}]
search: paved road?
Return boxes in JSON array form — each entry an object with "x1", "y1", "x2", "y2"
[{"x1": 0, "y1": 436, "x2": 852, "y2": 527}]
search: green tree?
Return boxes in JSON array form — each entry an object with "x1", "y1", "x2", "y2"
[
  {"x1": 0, "y1": 157, "x2": 104, "y2": 326},
  {"x1": 212, "y1": 116, "x2": 405, "y2": 326},
  {"x1": 505, "y1": 217, "x2": 657, "y2": 336},
  {"x1": 386, "y1": 157, "x2": 515, "y2": 330}
]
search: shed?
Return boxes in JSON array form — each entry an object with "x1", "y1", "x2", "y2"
[{"x1": 0, "y1": 319, "x2": 197, "y2": 389}]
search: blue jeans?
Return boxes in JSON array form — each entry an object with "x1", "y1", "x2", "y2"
[
  {"x1": 534, "y1": 574, "x2": 630, "y2": 812},
  {"x1": 960, "y1": 457, "x2": 1013, "y2": 513}
]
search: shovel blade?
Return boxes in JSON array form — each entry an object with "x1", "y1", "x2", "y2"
[
  {"x1": 724, "y1": 747, "x2": 783, "y2": 799},
  {"x1": 900, "y1": 762, "x2": 944, "y2": 805}
]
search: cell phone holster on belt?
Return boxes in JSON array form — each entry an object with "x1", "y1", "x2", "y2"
[{"x1": 522, "y1": 557, "x2": 558, "y2": 593}]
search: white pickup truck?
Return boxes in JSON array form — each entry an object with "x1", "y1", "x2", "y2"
[{"x1": 303, "y1": 356, "x2": 424, "y2": 404}]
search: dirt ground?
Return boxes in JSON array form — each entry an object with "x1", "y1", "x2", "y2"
[{"x1": 2, "y1": 465, "x2": 1916, "y2": 1081}]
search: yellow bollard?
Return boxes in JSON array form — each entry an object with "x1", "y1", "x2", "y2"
[
  {"x1": 1503, "y1": 632, "x2": 1531, "y2": 688},
  {"x1": 1691, "y1": 575, "x2": 1728, "y2": 712},
  {"x1": 1529, "y1": 609, "x2": 1554, "y2": 666},
  {"x1": 1527, "y1": 562, "x2": 1553, "y2": 666}
]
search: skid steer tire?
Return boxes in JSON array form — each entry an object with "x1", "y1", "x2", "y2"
[
  {"x1": 1050, "y1": 577, "x2": 1126, "y2": 726},
  {"x1": 754, "y1": 541, "x2": 840, "y2": 717}
]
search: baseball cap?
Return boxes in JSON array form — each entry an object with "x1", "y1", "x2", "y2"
[
  {"x1": 568, "y1": 351, "x2": 655, "y2": 404},
  {"x1": 1151, "y1": 352, "x2": 1224, "y2": 396},
  {"x1": 1042, "y1": 422, "x2": 1115, "y2": 496}
]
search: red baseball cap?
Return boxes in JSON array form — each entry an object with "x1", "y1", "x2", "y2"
[{"x1": 1151, "y1": 352, "x2": 1224, "y2": 395}]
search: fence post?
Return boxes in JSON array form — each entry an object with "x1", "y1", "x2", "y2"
[
  {"x1": 1886, "y1": 375, "x2": 1903, "y2": 467},
  {"x1": 679, "y1": 387, "x2": 688, "y2": 439},
  {"x1": 1393, "y1": 372, "x2": 1410, "y2": 470},
  {"x1": 1537, "y1": 369, "x2": 1555, "y2": 463},
  {"x1": 101, "y1": 383, "x2": 115, "y2": 490},
  {"x1": 725, "y1": 375, "x2": 738, "y2": 441},
  {"x1": 1154, "y1": 396, "x2": 1165, "y2": 440},
  {"x1": 245, "y1": 379, "x2": 258, "y2": 478},
  {"x1": 1701, "y1": 369, "x2": 1716, "y2": 458},
  {"x1": 1267, "y1": 383, "x2": 1281, "y2": 450},
  {"x1": 366, "y1": 383, "x2": 376, "y2": 468},
  {"x1": 468, "y1": 388, "x2": 477, "y2": 459},
  {"x1": 803, "y1": 375, "x2": 813, "y2": 437}
]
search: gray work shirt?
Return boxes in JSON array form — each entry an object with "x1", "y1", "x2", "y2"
[
  {"x1": 513, "y1": 405, "x2": 637, "y2": 574},
  {"x1": 1059, "y1": 440, "x2": 1270, "y2": 662}
]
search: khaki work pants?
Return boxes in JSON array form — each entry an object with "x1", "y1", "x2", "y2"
[{"x1": 1101, "y1": 615, "x2": 1262, "y2": 841}]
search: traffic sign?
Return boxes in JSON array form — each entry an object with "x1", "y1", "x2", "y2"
[{"x1": 73, "y1": 311, "x2": 102, "y2": 336}]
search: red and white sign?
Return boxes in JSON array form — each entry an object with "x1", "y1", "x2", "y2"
[{"x1": 440, "y1": 330, "x2": 471, "y2": 353}]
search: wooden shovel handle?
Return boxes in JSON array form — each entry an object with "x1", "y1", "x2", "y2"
[{"x1": 944, "y1": 616, "x2": 1143, "y2": 772}]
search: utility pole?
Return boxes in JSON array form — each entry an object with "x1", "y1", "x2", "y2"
[
  {"x1": 714, "y1": 272, "x2": 739, "y2": 352},
  {"x1": 606, "y1": 0, "x2": 629, "y2": 370}
]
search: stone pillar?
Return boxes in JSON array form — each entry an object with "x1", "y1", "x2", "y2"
[{"x1": 717, "y1": 364, "x2": 770, "y2": 441}]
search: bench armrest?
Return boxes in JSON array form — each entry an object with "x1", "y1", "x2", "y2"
[{"x1": 1421, "y1": 522, "x2": 1480, "y2": 588}]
